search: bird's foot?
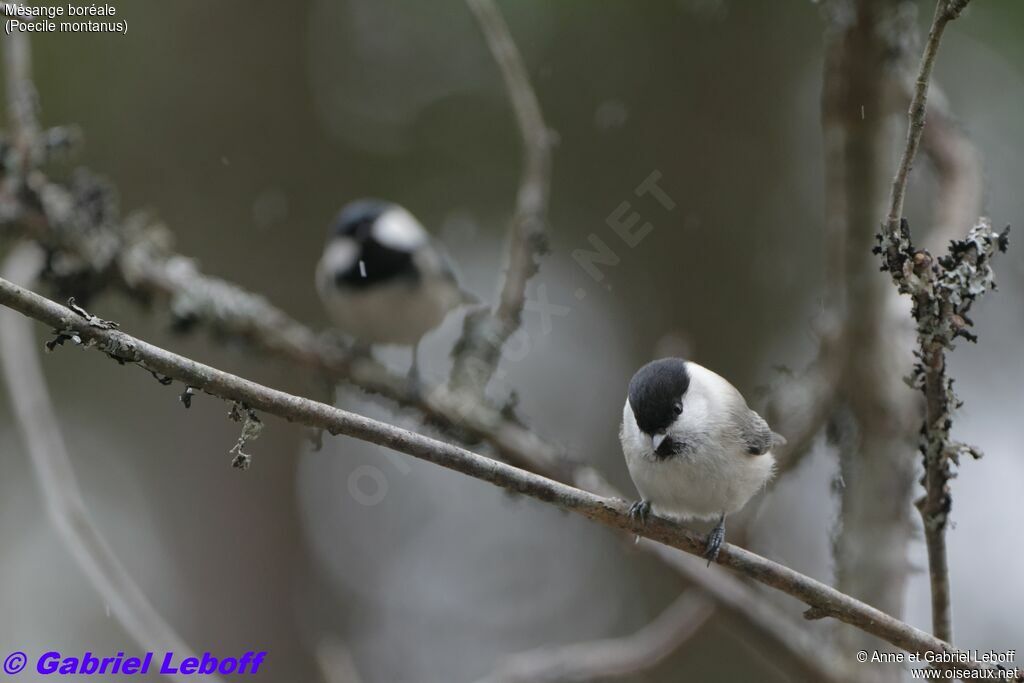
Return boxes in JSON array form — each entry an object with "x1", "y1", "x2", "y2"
[
  {"x1": 406, "y1": 342, "x2": 423, "y2": 398},
  {"x1": 628, "y1": 500, "x2": 652, "y2": 524},
  {"x1": 703, "y1": 514, "x2": 726, "y2": 566},
  {"x1": 405, "y1": 365, "x2": 422, "y2": 399}
]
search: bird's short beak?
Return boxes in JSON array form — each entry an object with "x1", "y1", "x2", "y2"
[{"x1": 652, "y1": 434, "x2": 666, "y2": 451}]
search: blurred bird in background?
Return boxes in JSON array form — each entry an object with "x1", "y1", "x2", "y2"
[{"x1": 316, "y1": 199, "x2": 475, "y2": 385}]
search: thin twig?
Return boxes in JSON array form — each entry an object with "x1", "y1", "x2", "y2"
[
  {"x1": 878, "y1": 0, "x2": 979, "y2": 646},
  {"x1": 450, "y1": 0, "x2": 552, "y2": 394},
  {"x1": 0, "y1": 245, "x2": 223, "y2": 683},
  {"x1": 475, "y1": 590, "x2": 714, "y2": 683},
  {"x1": 0, "y1": 278, "x2": 1016, "y2": 681},
  {"x1": 884, "y1": 0, "x2": 971, "y2": 241}
]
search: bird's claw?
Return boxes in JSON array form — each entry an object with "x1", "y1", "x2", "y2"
[
  {"x1": 703, "y1": 517, "x2": 726, "y2": 566},
  {"x1": 405, "y1": 364, "x2": 422, "y2": 399},
  {"x1": 628, "y1": 500, "x2": 651, "y2": 524}
]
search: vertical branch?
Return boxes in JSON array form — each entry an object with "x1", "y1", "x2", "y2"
[
  {"x1": 1, "y1": 27, "x2": 218, "y2": 679},
  {"x1": 876, "y1": 0, "x2": 984, "y2": 646},
  {"x1": 884, "y1": 0, "x2": 971, "y2": 243},
  {"x1": 450, "y1": 0, "x2": 551, "y2": 395},
  {"x1": 2, "y1": 17, "x2": 40, "y2": 169},
  {"x1": 821, "y1": 2, "x2": 920, "y2": 676},
  {"x1": 919, "y1": 309, "x2": 955, "y2": 643}
]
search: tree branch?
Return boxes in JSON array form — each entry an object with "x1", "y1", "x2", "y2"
[
  {"x1": 475, "y1": 590, "x2": 714, "y2": 683},
  {"x1": 875, "y1": 0, "x2": 1009, "y2": 646},
  {"x1": 0, "y1": 175, "x2": 570, "y2": 476},
  {"x1": 0, "y1": 163, "x2": 869, "y2": 683},
  {"x1": 0, "y1": 278, "x2": 1016, "y2": 681},
  {"x1": 450, "y1": 0, "x2": 552, "y2": 395},
  {"x1": 632, "y1": 544, "x2": 862, "y2": 683},
  {"x1": 0, "y1": 184, "x2": 858, "y2": 679},
  {"x1": 0, "y1": 245, "x2": 224, "y2": 683},
  {"x1": 2, "y1": 11, "x2": 40, "y2": 169},
  {"x1": 821, "y1": 6, "x2": 922, "y2": 673},
  {"x1": 884, "y1": 0, "x2": 970, "y2": 242}
]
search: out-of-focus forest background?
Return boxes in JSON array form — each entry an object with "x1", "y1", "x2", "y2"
[{"x1": 0, "y1": 1, "x2": 1021, "y2": 681}]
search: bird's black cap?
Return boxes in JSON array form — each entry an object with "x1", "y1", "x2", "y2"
[
  {"x1": 330, "y1": 199, "x2": 392, "y2": 240},
  {"x1": 628, "y1": 358, "x2": 690, "y2": 435}
]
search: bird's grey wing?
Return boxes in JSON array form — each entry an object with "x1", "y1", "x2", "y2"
[
  {"x1": 735, "y1": 408, "x2": 783, "y2": 456},
  {"x1": 420, "y1": 237, "x2": 478, "y2": 304}
]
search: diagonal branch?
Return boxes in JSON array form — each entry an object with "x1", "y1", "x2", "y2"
[
  {"x1": 0, "y1": 132, "x2": 853, "y2": 683},
  {"x1": 0, "y1": 245, "x2": 224, "y2": 683},
  {"x1": 0, "y1": 20, "x2": 840, "y2": 677},
  {"x1": 0, "y1": 277, "x2": 1016, "y2": 681}
]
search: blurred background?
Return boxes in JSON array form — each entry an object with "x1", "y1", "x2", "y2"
[{"x1": 0, "y1": 1, "x2": 1021, "y2": 681}]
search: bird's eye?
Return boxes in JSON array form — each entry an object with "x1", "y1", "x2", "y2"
[{"x1": 672, "y1": 403, "x2": 683, "y2": 415}]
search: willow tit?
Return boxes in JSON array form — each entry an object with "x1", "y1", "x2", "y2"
[
  {"x1": 316, "y1": 199, "x2": 473, "y2": 382},
  {"x1": 620, "y1": 358, "x2": 783, "y2": 563}
]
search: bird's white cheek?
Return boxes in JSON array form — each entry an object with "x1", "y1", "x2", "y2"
[
  {"x1": 620, "y1": 401, "x2": 651, "y2": 455},
  {"x1": 672, "y1": 395, "x2": 710, "y2": 437},
  {"x1": 320, "y1": 238, "x2": 360, "y2": 278}
]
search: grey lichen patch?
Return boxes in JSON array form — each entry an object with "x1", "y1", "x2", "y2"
[
  {"x1": 37, "y1": 170, "x2": 124, "y2": 303},
  {"x1": 97, "y1": 335, "x2": 141, "y2": 364},
  {"x1": 52, "y1": 297, "x2": 142, "y2": 364},
  {"x1": 156, "y1": 254, "x2": 287, "y2": 339},
  {"x1": 879, "y1": 217, "x2": 1010, "y2": 532},
  {"x1": 228, "y1": 401, "x2": 263, "y2": 470}
]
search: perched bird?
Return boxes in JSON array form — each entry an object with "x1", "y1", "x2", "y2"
[
  {"x1": 316, "y1": 199, "x2": 473, "y2": 383},
  {"x1": 619, "y1": 358, "x2": 783, "y2": 564}
]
